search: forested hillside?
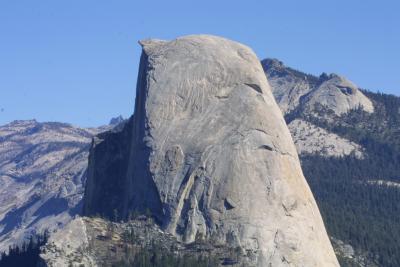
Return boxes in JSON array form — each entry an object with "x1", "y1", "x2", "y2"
[
  {"x1": 299, "y1": 92, "x2": 400, "y2": 267},
  {"x1": 262, "y1": 58, "x2": 400, "y2": 267}
]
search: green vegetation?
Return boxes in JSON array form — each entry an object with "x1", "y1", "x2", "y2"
[
  {"x1": 92, "y1": 218, "x2": 222, "y2": 267},
  {"x1": 113, "y1": 231, "x2": 219, "y2": 267},
  {"x1": 0, "y1": 232, "x2": 48, "y2": 267},
  {"x1": 113, "y1": 249, "x2": 219, "y2": 267},
  {"x1": 2, "y1": 90, "x2": 399, "y2": 266},
  {"x1": 302, "y1": 155, "x2": 399, "y2": 266},
  {"x1": 296, "y1": 91, "x2": 400, "y2": 267}
]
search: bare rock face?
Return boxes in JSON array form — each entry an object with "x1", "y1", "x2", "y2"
[
  {"x1": 261, "y1": 59, "x2": 317, "y2": 115},
  {"x1": 288, "y1": 119, "x2": 364, "y2": 158},
  {"x1": 39, "y1": 217, "x2": 97, "y2": 267},
  {"x1": 262, "y1": 59, "x2": 371, "y2": 158},
  {"x1": 304, "y1": 74, "x2": 374, "y2": 115},
  {"x1": 83, "y1": 35, "x2": 339, "y2": 266},
  {"x1": 262, "y1": 58, "x2": 374, "y2": 115}
]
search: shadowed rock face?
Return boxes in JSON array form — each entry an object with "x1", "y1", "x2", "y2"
[{"x1": 83, "y1": 35, "x2": 339, "y2": 266}]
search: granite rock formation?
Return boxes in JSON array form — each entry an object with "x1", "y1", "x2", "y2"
[
  {"x1": 288, "y1": 119, "x2": 363, "y2": 158},
  {"x1": 263, "y1": 58, "x2": 374, "y2": 116},
  {"x1": 83, "y1": 35, "x2": 339, "y2": 266},
  {"x1": 262, "y1": 58, "x2": 374, "y2": 158}
]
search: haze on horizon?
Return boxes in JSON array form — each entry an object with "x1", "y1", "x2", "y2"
[{"x1": 1, "y1": 0, "x2": 399, "y2": 127}]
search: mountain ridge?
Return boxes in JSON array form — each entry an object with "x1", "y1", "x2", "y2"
[
  {"x1": 2, "y1": 53, "x2": 399, "y2": 266},
  {"x1": 0, "y1": 119, "x2": 119, "y2": 253},
  {"x1": 263, "y1": 57, "x2": 400, "y2": 267},
  {"x1": 66, "y1": 35, "x2": 339, "y2": 266}
]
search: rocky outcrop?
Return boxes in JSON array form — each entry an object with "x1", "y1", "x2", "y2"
[
  {"x1": 262, "y1": 58, "x2": 374, "y2": 115},
  {"x1": 262, "y1": 58, "x2": 371, "y2": 158},
  {"x1": 39, "y1": 217, "x2": 97, "y2": 267},
  {"x1": 366, "y1": 180, "x2": 400, "y2": 188},
  {"x1": 108, "y1": 115, "x2": 125, "y2": 126},
  {"x1": 83, "y1": 35, "x2": 339, "y2": 266},
  {"x1": 304, "y1": 74, "x2": 374, "y2": 115},
  {"x1": 41, "y1": 216, "x2": 239, "y2": 267},
  {"x1": 332, "y1": 238, "x2": 380, "y2": 267},
  {"x1": 288, "y1": 119, "x2": 363, "y2": 158},
  {"x1": 261, "y1": 59, "x2": 318, "y2": 115}
]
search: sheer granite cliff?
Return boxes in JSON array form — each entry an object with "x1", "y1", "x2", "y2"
[{"x1": 82, "y1": 35, "x2": 339, "y2": 266}]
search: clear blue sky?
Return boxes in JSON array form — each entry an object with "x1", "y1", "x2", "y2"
[{"x1": 1, "y1": 0, "x2": 399, "y2": 127}]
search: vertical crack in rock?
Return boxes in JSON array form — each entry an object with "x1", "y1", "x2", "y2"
[{"x1": 244, "y1": 83, "x2": 263, "y2": 94}]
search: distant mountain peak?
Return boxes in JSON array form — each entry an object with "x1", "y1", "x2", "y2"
[
  {"x1": 262, "y1": 58, "x2": 374, "y2": 115},
  {"x1": 7, "y1": 119, "x2": 38, "y2": 126},
  {"x1": 261, "y1": 58, "x2": 285, "y2": 70},
  {"x1": 109, "y1": 115, "x2": 124, "y2": 126}
]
